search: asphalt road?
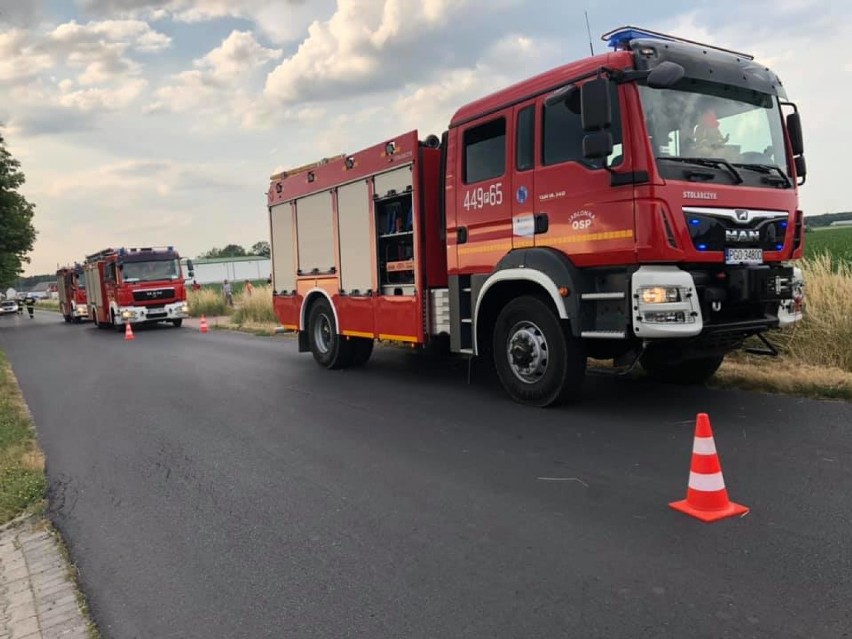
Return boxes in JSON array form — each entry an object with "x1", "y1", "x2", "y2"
[{"x1": 1, "y1": 311, "x2": 850, "y2": 638}]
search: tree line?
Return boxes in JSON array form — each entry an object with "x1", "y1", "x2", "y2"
[{"x1": 198, "y1": 242, "x2": 269, "y2": 259}]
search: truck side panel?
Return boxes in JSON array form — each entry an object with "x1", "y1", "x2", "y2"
[{"x1": 296, "y1": 192, "x2": 335, "y2": 275}]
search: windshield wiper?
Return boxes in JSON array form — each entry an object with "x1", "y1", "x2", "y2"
[
  {"x1": 656, "y1": 156, "x2": 743, "y2": 184},
  {"x1": 731, "y1": 163, "x2": 792, "y2": 188}
]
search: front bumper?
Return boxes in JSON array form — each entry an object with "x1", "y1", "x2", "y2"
[
  {"x1": 119, "y1": 301, "x2": 189, "y2": 323},
  {"x1": 630, "y1": 264, "x2": 803, "y2": 341}
]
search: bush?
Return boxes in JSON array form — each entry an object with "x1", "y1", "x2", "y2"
[
  {"x1": 188, "y1": 288, "x2": 232, "y2": 317},
  {"x1": 231, "y1": 285, "x2": 277, "y2": 325}
]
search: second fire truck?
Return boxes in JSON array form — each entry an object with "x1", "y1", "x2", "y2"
[
  {"x1": 267, "y1": 26, "x2": 807, "y2": 406},
  {"x1": 83, "y1": 247, "x2": 192, "y2": 330}
]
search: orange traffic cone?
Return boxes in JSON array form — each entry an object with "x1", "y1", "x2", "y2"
[
  {"x1": 124, "y1": 322, "x2": 135, "y2": 341},
  {"x1": 669, "y1": 413, "x2": 749, "y2": 522},
  {"x1": 199, "y1": 315, "x2": 209, "y2": 333}
]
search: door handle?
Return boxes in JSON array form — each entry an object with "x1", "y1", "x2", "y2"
[
  {"x1": 534, "y1": 213, "x2": 549, "y2": 234},
  {"x1": 457, "y1": 227, "x2": 468, "y2": 244}
]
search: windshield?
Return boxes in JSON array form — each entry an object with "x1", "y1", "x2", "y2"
[
  {"x1": 638, "y1": 81, "x2": 789, "y2": 185},
  {"x1": 75, "y1": 276, "x2": 85, "y2": 290},
  {"x1": 121, "y1": 259, "x2": 181, "y2": 283}
]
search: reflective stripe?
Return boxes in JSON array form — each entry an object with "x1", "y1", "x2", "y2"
[
  {"x1": 692, "y1": 436, "x2": 717, "y2": 455},
  {"x1": 688, "y1": 471, "x2": 726, "y2": 492}
]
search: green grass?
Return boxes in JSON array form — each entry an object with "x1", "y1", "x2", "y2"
[
  {"x1": 0, "y1": 351, "x2": 46, "y2": 523},
  {"x1": 805, "y1": 226, "x2": 852, "y2": 264}
]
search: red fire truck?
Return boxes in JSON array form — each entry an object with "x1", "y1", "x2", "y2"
[
  {"x1": 56, "y1": 264, "x2": 89, "y2": 323},
  {"x1": 267, "y1": 26, "x2": 806, "y2": 406},
  {"x1": 83, "y1": 247, "x2": 192, "y2": 330}
]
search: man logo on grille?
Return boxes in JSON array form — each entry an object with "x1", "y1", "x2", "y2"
[{"x1": 735, "y1": 209, "x2": 750, "y2": 222}]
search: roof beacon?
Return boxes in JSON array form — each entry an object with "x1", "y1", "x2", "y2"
[{"x1": 601, "y1": 25, "x2": 753, "y2": 60}]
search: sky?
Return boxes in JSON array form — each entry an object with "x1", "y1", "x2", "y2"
[{"x1": 1, "y1": 0, "x2": 849, "y2": 276}]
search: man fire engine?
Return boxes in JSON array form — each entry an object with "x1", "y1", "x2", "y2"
[
  {"x1": 266, "y1": 26, "x2": 806, "y2": 406},
  {"x1": 56, "y1": 264, "x2": 89, "y2": 323},
  {"x1": 83, "y1": 247, "x2": 192, "y2": 330}
]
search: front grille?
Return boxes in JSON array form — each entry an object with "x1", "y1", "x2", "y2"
[
  {"x1": 688, "y1": 265, "x2": 794, "y2": 327},
  {"x1": 133, "y1": 288, "x2": 175, "y2": 302},
  {"x1": 684, "y1": 208, "x2": 788, "y2": 252}
]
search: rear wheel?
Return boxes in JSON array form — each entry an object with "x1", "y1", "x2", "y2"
[
  {"x1": 307, "y1": 299, "x2": 352, "y2": 369},
  {"x1": 492, "y1": 296, "x2": 585, "y2": 407},
  {"x1": 349, "y1": 338, "x2": 373, "y2": 367},
  {"x1": 640, "y1": 350, "x2": 725, "y2": 385}
]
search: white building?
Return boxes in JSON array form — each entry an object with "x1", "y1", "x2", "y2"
[{"x1": 182, "y1": 256, "x2": 271, "y2": 285}]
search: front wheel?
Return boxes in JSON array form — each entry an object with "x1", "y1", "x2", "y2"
[
  {"x1": 349, "y1": 338, "x2": 373, "y2": 367},
  {"x1": 640, "y1": 351, "x2": 725, "y2": 385},
  {"x1": 307, "y1": 299, "x2": 352, "y2": 369},
  {"x1": 172, "y1": 319, "x2": 183, "y2": 328},
  {"x1": 492, "y1": 296, "x2": 586, "y2": 407}
]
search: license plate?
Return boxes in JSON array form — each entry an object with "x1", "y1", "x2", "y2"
[{"x1": 725, "y1": 248, "x2": 763, "y2": 265}]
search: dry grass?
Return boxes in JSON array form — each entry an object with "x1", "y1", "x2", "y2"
[
  {"x1": 711, "y1": 255, "x2": 852, "y2": 400},
  {"x1": 188, "y1": 288, "x2": 232, "y2": 318},
  {"x1": 777, "y1": 255, "x2": 852, "y2": 371},
  {"x1": 713, "y1": 354, "x2": 852, "y2": 401},
  {"x1": 231, "y1": 285, "x2": 277, "y2": 325},
  {"x1": 0, "y1": 351, "x2": 46, "y2": 523}
]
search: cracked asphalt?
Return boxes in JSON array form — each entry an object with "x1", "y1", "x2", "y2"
[{"x1": 1, "y1": 311, "x2": 850, "y2": 638}]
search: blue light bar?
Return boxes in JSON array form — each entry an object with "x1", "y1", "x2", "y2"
[{"x1": 602, "y1": 27, "x2": 674, "y2": 51}]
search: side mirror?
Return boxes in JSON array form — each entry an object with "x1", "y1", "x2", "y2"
[
  {"x1": 646, "y1": 61, "x2": 685, "y2": 89},
  {"x1": 186, "y1": 259, "x2": 194, "y2": 278},
  {"x1": 581, "y1": 78, "x2": 611, "y2": 132},
  {"x1": 786, "y1": 112, "x2": 804, "y2": 156},
  {"x1": 583, "y1": 131, "x2": 613, "y2": 160},
  {"x1": 794, "y1": 154, "x2": 807, "y2": 184}
]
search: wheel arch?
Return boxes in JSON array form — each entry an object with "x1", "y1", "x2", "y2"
[
  {"x1": 473, "y1": 248, "x2": 584, "y2": 355},
  {"x1": 298, "y1": 288, "x2": 339, "y2": 352}
]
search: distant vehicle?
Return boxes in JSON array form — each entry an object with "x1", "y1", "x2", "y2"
[
  {"x1": 83, "y1": 246, "x2": 193, "y2": 330},
  {"x1": 0, "y1": 300, "x2": 19, "y2": 315},
  {"x1": 56, "y1": 264, "x2": 89, "y2": 323}
]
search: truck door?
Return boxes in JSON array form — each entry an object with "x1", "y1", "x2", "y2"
[
  {"x1": 454, "y1": 113, "x2": 512, "y2": 273},
  {"x1": 510, "y1": 101, "x2": 537, "y2": 249},
  {"x1": 532, "y1": 82, "x2": 635, "y2": 266}
]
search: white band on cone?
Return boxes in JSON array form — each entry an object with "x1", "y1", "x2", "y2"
[
  {"x1": 688, "y1": 471, "x2": 726, "y2": 492},
  {"x1": 692, "y1": 436, "x2": 717, "y2": 455}
]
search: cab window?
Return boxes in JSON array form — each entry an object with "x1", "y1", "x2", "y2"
[
  {"x1": 542, "y1": 85, "x2": 623, "y2": 168},
  {"x1": 463, "y1": 118, "x2": 506, "y2": 183}
]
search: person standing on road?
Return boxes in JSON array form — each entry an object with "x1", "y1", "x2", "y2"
[
  {"x1": 222, "y1": 279, "x2": 233, "y2": 307},
  {"x1": 24, "y1": 296, "x2": 35, "y2": 319}
]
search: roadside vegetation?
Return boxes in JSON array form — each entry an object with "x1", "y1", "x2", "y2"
[
  {"x1": 35, "y1": 298, "x2": 60, "y2": 311},
  {"x1": 187, "y1": 288, "x2": 232, "y2": 318},
  {"x1": 0, "y1": 350, "x2": 45, "y2": 523},
  {"x1": 713, "y1": 252, "x2": 852, "y2": 400},
  {"x1": 805, "y1": 226, "x2": 852, "y2": 264}
]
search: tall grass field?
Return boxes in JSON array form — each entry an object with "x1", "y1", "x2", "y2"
[{"x1": 805, "y1": 226, "x2": 852, "y2": 264}]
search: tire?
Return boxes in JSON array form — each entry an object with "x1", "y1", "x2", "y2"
[
  {"x1": 307, "y1": 299, "x2": 352, "y2": 369},
  {"x1": 640, "y1": 350, "x2": 725, "y2": 385},
  {"x1": 172, "y1": 319, "x2": 183, "y2": 328},
  {"x1": 492, "y1": 295, "x2": 586, "y2": 407},
  {"x1": 349, "y1": 338, "x2": 373, "y2": 367}
]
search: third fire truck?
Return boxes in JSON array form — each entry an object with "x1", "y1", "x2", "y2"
[
  {"x1": 56, "y1": 264, "x2": 89, "y2": 323},
  {"x1": 83, "y1": 247, "x2": 192, "y2": 330},
  {"x1": 266, "y1": 26, "x2": 807, "y2": 406}
]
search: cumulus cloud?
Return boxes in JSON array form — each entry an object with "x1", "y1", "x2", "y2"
[
  {"x1": 148, "y1": 30, "x2": 281, "y2": 119},
  {"x1": 0, "y1": 0, "x2": 44, "y2": 27},
  {"x1": 263, "y1": 0, "x2": 472, "y2": 104}
]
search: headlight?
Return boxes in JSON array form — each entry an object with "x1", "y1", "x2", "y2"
[
  {"x1": 121, "y1": 310, "x2": 138, "y2": 319},
  {"x1": 640, "y1": 286, "x2": 681, "y2": 304},
  {"x1": 181, "y1": 304, "x2": 189, "y2": 313}
]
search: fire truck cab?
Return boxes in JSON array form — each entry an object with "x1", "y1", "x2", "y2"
[{"x1": 268, "y1": 26, "x2": 806, "y2": 406}]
